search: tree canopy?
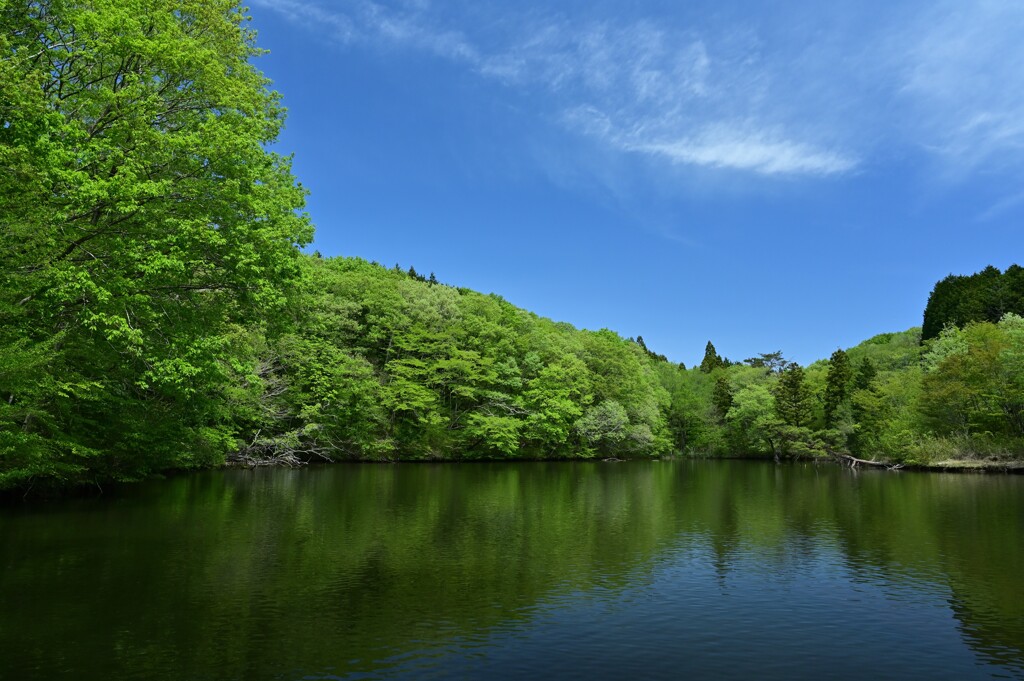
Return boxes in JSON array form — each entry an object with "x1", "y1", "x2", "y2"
[
  {"x1": 0, "y1": 0, "x2": 311, "y2": 487},
  {"x1": 922, "y1": 265, "x2": 1024, "y2": 340}
]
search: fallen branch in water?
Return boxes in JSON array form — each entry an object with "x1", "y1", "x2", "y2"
[
  {"x1": 231, "y1": 450, "x2": 305, "y2": 468},
  {"x1": 227, "y1": 428, "x2": 337, "y2": 469},
  {"x1": 838, "y1": 454, "x2": 903, "y2": 471}
]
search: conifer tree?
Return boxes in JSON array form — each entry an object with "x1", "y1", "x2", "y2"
[
  {"x1": 849, "y1": 357, "x2": 883, "y2": 456},
  {"x1": 774, "y1": 364, "x2": 812, "y2": 427},
  {"x1": 854, "y1": 357, "x2": 878, "y2": 391},
  {"x1": 712, "y1": 375, "x2": 734, "y2": 421},
  {"x1": 699, "y1": 341, "x2": 724, "y2": 373},
  {"x1": 823, "y1": 349, "x2": 853, "y2": 427}
]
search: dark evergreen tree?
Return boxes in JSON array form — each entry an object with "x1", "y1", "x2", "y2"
[
  {"x1": 849, "y1": 357, "x2": 884, "y2": 456},
  {"x1": 823, "y1": 348, "x2": 853, "y2": 427},
  {"x1": 699, "y1": 341, "x2": 724, "y2": 373},
  {"x1": 712, "y1": 375, "x2": 734, "y2": 421},
  {"x1": 774, "y1": 365, "x2": 812, "y2": 427},
  {"x1": 428, "y1": 272, "x2": 439, "y2": 286},
  {"x1": 854, "y1": 357, "x2": 878, "y2": 391},
  {"x1": 922, "y1": 265, "x2": 1024, "y2": 340}
]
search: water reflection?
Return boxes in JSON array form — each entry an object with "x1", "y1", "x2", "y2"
[{"x1": 1, "y1": 461, "x2": 1022, "y2": 680}]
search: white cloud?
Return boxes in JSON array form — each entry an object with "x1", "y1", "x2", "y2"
[
  {"x1": 629, "y1": 128, "x2": 858, "y2": 176},
  {"x1": 249, "y1": 0, "x2": 479, "y2": 62},
  {"x1": 896, "y1": 1, "x2": 1024, "y2": 173},
  {"x1": 249, "y1": 0, "x2": 1024, "y2": 182}
]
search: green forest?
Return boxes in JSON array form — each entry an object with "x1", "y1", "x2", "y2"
[{"x1": 2, "y1": 1, "x2": 1024, "y2": 491}]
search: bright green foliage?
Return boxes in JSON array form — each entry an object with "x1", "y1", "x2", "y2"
[
  {"x1": 0, "y1": 0, "x2": 311, "y2": 488},
  {"x1": 919, "y1": 315, "x2": 1024, "y2": 438},
  {"x1": 823, "y1": 348, "x2": 852, "y2": 428},
  {"x1": 656, "y1": 363, "x2": 717, "y2": 454},
  {"x1": 848, "y1": 358, "x2": 885, "y2": 456},
  {"x1": 726, "y1": 383, "x2": 782, "y2": 455},
  {"x1": 233, "y1": 257, "x2": 672, "y2": 464}
]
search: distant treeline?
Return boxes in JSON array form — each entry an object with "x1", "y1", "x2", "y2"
[{"x1": 1, "y1": 2, "x2": 1022, "y2": 491}]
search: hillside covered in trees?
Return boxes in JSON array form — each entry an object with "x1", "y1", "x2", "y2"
[{"x1": 1, "y1": 1, "x2": 1022, "y2": 491}]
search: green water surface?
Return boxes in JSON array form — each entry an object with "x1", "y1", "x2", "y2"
[{"x1": 1, "y1": 461, "x2": 1022, "y2": 680}]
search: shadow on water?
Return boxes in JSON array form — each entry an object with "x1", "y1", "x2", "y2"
[{"x1": 0, "y1": 460, "x2": 1022, "y2": 680}]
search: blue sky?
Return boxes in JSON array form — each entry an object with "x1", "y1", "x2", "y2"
[{"x1": 248, "y1": 0, "x2": 1024, "y2": 366}]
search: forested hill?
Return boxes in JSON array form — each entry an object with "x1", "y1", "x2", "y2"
[
  {"x1": 1, "y1": 249, "x2": 678, "y2": 489},
  {"x1": 2, "y1": 2, "x2": 1022, "y2": 491},
  {"x1": 230, "y1": 256, "x2": 675, "y2": 464}
]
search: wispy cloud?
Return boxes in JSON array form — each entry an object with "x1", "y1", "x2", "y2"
[
  {"x1": 250, "y1": 0, "x2": 1024, "y2": 183},
  {"x1": 250, "y1": 0, "x2": 480, "y2": 62},
  {"x1": 628, "y1": 128, "x2": 858, "y2": 176},
  {"x1": 896, "y1": 1, "x2": 1024, "y2": 175}
]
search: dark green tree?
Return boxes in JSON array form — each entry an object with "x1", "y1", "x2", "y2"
[
  {"x1": 823, "y1": 348, "x2": 853, "y2": 427},
  {"x1": 699, "y1": 341, "x2": 724, "y2": 373},
  {"x1": 849, "y1": 358, "x2": 884, "y2": 456},
  {"x1": 712, "y1": 375, "x2": 734, "y2": 421},
  {"x1": 922, "y1": 265, "x2": 1024, "y2": 340},
  {"x1": 744, "y1": 351, "x2": 788, "y2": 373},
  {"x1": 854, "y1": 357, "x2": 878, "y2": 391},
  {"x1": 774, "y1": 364, "x2": 812, "y2": 428}
]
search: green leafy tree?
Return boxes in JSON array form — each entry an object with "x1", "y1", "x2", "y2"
[
  {"x1": 575, "y1": 400, "x2": 630, "y2": 455},
  {"x1": 920, "y1": 316, "x2": 1024, "y2": 439},
  {"x1": 726, "y1": 384, "x2": 782, "y2": 456},
  {"x1": 0, "y1": 0, "x2": 312, "y2": 488}
]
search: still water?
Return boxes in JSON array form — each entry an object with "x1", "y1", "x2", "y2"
[{"x1": 1, "y1": 461, "x2": 1022, "y2": 680}]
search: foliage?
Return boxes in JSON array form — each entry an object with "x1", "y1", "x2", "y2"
[
  {"x1": 699, "y1": 341, "x2": 725, "y2": 373},
  {"x1": 774, "y1": 364, "x2": 813, "y2": 428},
  {"x1": 231, "y1": 256, "x2": 673, "y2": 465},
  {"x1": 823, "y1": 348, "x2": 852, "y2": 428},
  {"x1": 0, "y1": 0, "x2": 311, "y2": 488},
  {"x1": 922, "y1": 264, "x2": 1024, "y2": 340},
  {"x1": 919, "y1": 315, "x2": 1024, "y2": 439}
]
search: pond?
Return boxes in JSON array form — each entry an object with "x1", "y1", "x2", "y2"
[{"x1": 1, "y1": 461, "x2": 1022, "y2": 680}]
